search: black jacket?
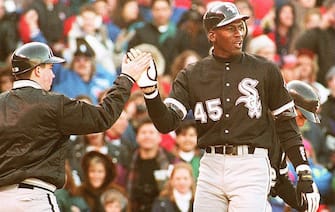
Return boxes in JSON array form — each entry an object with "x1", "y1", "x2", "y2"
[{"x1": 0, "y1": 76, "x2": 132, "y2": 188}]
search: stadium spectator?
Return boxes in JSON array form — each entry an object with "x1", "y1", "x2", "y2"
[
  {"x1": 295, "y1": 0, "x2": 335, "y2": 86},
  {"x1": 128, "y1": 0, "x2": 189, "y2": 76},
  {"x1": 65, "y1": 3, "x2": 119, "y2": 74},
  {"x1": 0, "y1": 69, "x2": 14, "y2": 93},
  {"x1": 101, "y1": 188, "x2": 129, "y2": 212},
  {"x1": 76, "y1": 151, "x2": 126, "y2": 212},
  {"x1": 174, "y1": 120, "x2": 201, "y2": 180},
  {"x1": 266, "y1": 1, "x2": 301, "y2": 67},
  {"x1": 296, "y1": 49, "x2": 330, "y2": 104},
  {"x1": 303, "y1": 8, "x2": 322, "y2": 30},
  {"x1": 127, "y1": 116, "x2": 179, "y2": 212},
  {"x1": 19, "y1": 0, "x2": 70, "y2": 55},
  {"x1": 52, "y1": 38, "x2": 116, "y2": 104},
  {"x1": 0, "y1": 0, "x2": 19, "y2": 69},
  {"x1": 110, "y1": 0, "x2": 144, "y2": 44},
  {"x1": 246, "y1": 34, "x2": 278, "y2": 63},
  {"x1": 321, "y1": 66, "x2": 335, "y2": 166},
  {"x1": 55, "y1": 160, "x2": 89, "y2": 212},
  {"x1": 170, "y1": 50, "x2": 201, "y2": 81},
  {"x1": 177, "y1": 8, "x2": 211, "y2": 58},
  {"x1": 152, "y1": 162, "x2": 196, "y2": 212}
]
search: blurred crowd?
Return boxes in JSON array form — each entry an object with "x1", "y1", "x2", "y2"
[{"x1": 0, "y1": 0, "x2": 335, "y2": 211}]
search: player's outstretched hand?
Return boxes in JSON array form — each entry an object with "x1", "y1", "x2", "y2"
[
  {"x1": 296, "y1": 165, "x2": 320, "y2": 212},
  {"x1": 126, "y1": 48, "x2": 157, "y2": 89},
  {"x1": 137, "y1": 59, "x2": 157, "y2": 89},
  {"x1": 121, "y1": 48, "x2": 152, "y2": 82}
]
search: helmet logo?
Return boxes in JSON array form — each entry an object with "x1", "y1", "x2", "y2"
[
  {"x1": 12, "y1": 67, "x2": 19, "y2": 73},
  {"x1": 225, "y1": 4, "x2": 236, "y2": 14}
]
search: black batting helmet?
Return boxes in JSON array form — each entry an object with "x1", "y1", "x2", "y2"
[
  {"x1": 203, "y1": 2, "x2": 249, "y2": 33},
  {"x1": 286, "y1": 80, "x2": 320, "y2": 123},
  {"x1": 11, "y1": 42, "x2": 65, "y2": 76}
]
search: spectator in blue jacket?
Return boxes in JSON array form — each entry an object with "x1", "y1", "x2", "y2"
[{"x1": 52, "y1": 38, "x2": 116, "y2": 105}]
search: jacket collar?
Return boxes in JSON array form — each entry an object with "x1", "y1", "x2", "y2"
[{"x1": 13, "y1": 80, "x2": 42, "y2": 89}]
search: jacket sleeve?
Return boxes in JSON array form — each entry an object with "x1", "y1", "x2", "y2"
[{"x1": 58, "y1": 76, "x2": 133, "y2": 135}]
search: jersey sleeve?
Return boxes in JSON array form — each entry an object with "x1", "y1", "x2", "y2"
[
  {"x1": 266, "y1": 63, "x2": 292, "y2": 114},
  {"x1": 144, "y1": 69, "x2": 191, "y2": 133},
  {"x1": 266, "y1": 63, "x2": 303, "y2": 149}
]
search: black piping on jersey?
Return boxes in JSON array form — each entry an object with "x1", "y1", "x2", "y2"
[
  {"x1": 47, "y1": 193, "x2": 56, "y2": 212},
  {"x1": 164, "y1": 97, "x2": 187, "y2": 120}
]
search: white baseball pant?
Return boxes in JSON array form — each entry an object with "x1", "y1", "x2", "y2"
[{"x1": 194, "y1": 147, "x2": 271, "y2": 212}]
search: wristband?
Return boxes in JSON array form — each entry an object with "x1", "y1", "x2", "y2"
[
  {"x1": 143, "y1": 89, "x2": 159, "y2": 99},
  {"x1": 142, "y1": 85, "x2": 157, "y2": 94},
  {"x1": 296, "y1": 164, "x2": 312, "y2": 180},
  {"x1": 286, "y1": 145, "x2": 309, "y2": 168}
]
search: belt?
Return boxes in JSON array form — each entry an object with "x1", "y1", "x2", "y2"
[
  {"x1": 18, "y1": 183, "x2": 54, "y2": 193},
  {"x1": 205, "y1": 145, "x2": 256, "y2": 155}
]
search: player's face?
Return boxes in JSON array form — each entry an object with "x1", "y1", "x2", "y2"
[
  {"x1": 209, "y1": 20, "x2": 246, "y2": 58},
  {"x1": 37, "y1": 64, "x2": 55, "y2": 91}
]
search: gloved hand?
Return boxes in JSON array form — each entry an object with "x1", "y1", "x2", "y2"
[
  {"x1": 137, "y1": 59, "x2": 158, "y2": 88},
  {"x1": 296, "y1": 165, "x2": 320, "y2": 212},
  {"x1": 126, "y1": 48, "x2": 157, "y2": 90}
]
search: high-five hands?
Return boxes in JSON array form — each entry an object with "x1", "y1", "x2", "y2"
[
  {"x1": 121, "y1": 48, "x2": 152, "y2": 82},
  {"x1": 126, "y1": 48, "x2": 158, "y2": 92}
]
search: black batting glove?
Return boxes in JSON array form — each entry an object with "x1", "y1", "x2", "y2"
[{"x1": 296, "y1": 165, "x2": 320, "y2": 212}]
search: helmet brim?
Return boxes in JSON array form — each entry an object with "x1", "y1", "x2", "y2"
[
  {"x1": 45, "y1": 56, "x2": 66, "y2": 64},
  {"x1": 298, "y1": 106, "x2": 320, "y2": 123},
  {"x1": 215, "y1": 15, "x2": 249, "y2": 29}
]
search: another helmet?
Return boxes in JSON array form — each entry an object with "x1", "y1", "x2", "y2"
[
  {"x1": 11, "y1": 42, "x2": 65, "y2": 75},
  {"x1": 286, "y1": 80, "x2": 320, "y2": 123},
  {"x1": 203, "y1": 2, "x2": 249, "y2": 33}
]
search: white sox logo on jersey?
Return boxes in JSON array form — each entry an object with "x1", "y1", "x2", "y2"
[{"x1": 235, "y1": 78, "x2": 262, "y2": 119}]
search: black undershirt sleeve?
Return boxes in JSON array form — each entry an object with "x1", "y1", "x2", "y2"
[{"x1": 275, "y1": 118, "x2": 309, "y2": 168}]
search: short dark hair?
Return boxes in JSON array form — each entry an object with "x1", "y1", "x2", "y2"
[
  {"x1": 175, "y1": 119, "x2": 196, "y2": 136},
  {"x1": 14, "y1": 64, "x2": 47, "y2": 80},
  {"x1": 151, "y1": 0, "x2": 172, "y2": 8},
  {"x1": 135, "y1": 115, "x2": 154, "y2": 133}
]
